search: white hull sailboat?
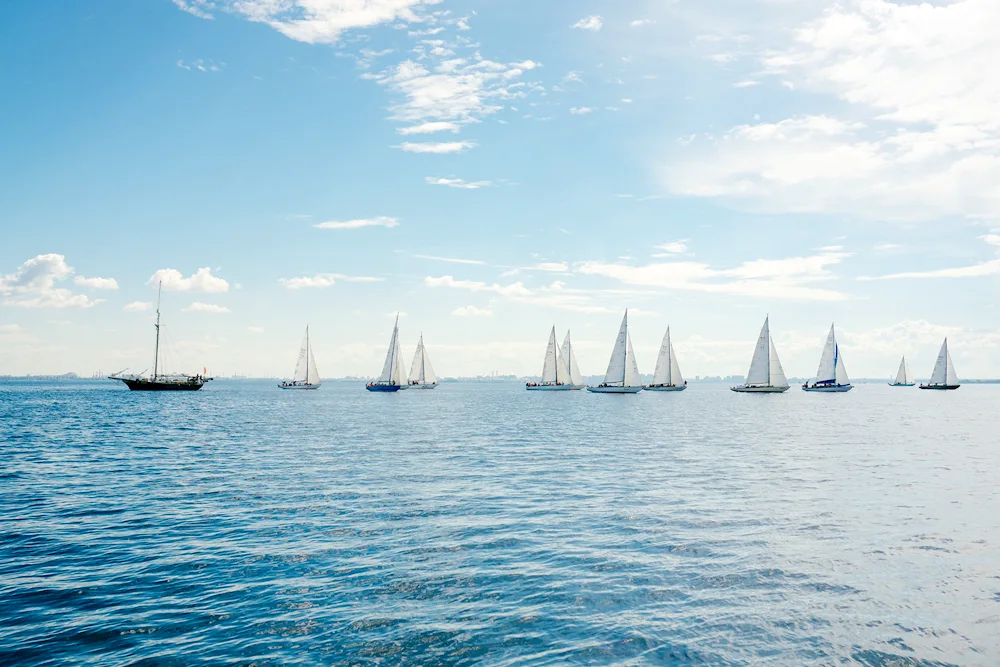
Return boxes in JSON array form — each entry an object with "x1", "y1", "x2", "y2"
[
  {"x1": 645, "y1": 326, "x2": 687, "y2": 392},
  {"x1": 527, "y1": 326, "x2": 573, "y2": 391},
  {"x1": 408, "y1": 334, "x2": 438, "y2": 389},
  {"x1": 803, "y1": 323, "x2": 852, "y2": 392},
  {"x1": 279, "y1": 326, "x2": 321, "y2": 390},
  {"x1": 889, "y1": 356, "x2": 914, "y2": 387},
  {"x1": 588, "y1": 310, "x2": 644, "y2": 394},
  {"x1": 920, "y1": 338, "x2": 960, "y2": 390},
  {"x1": 367, "y1": 315, "x2": 406, "y2": 392},
  {"x1": 731, "y1": 316, "x2": 790, "y2": 393},
  {"x1": 560, "y1": 330, "x2": 586, "y2": 390}
]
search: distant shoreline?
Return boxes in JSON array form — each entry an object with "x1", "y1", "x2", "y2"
[{"x1": 4, "y1": 376, "x2": 1000, "y2": 384}]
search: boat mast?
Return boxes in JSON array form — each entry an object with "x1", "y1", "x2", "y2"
[
  {"x1": 305, "y1": 325, "x2": 310, "y2": 383},
  {"x1": 153, "y1": 281, "x2": 162, "y2": 380},
  {"x1": 622, "y1": 310, "x2": 628, "y2": 385},
  {"x1": 764, "y1": 315, "x2": 770, "y2": 387},
  {"x1": 419, "y1": 334, "x2": 425, "y2": 382}
]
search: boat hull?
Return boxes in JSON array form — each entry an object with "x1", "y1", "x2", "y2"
[
  {"x1": 408, "y1": 383, "x2": 438, "y2": 389},
  {"x1": 919, "y1": 384, "x2": 960, "y2": 390},
  {"x1": 279, "y1": 384, "x2": 320, "y2": 390},
  {"x1": 117, "y1": 378, "x2": 205, "y2": 391},
  {"x1": 366, "y1": 384, "x2": 401, "y2": 392},
  {"x1": 731, "y1": 385, "x2": 789, "y2": 393},
  {"x1": 644, "y1": 384, "x2": 687, "y2": 392},
  {"x1": 587, "y1": 385, "x2": 643, "y2": 394},
  {"x1": 802, "y1": 384, "x2": 853, "y2": 392},
  {"x1": 526, "y1": 384, "x2": 574, "y2": 391},
  {"x1": 889, "y1": 383, "x2": 915, "y2": 387}
]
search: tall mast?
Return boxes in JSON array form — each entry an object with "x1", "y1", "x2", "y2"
[
  {"x1": 764, "y1": 315, "x2": 770, "y2": 386},
  {"x1": 153, "y1": 281, "x2": 162, "y2": 379},
  {"x1": 419, "y1": 334, "x2": 425, "y2": 382},
  {"x1": 622, "y1": 310, "x2": 628, "y2": 384},
  {"x1": 305, "y1": 325, "x2": 310, "y2": 383}
]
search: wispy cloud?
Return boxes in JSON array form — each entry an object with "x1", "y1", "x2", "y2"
[
  {"x1": 453, "y1": 305, "x2": 493, "y2": 317},
  {"x1": 413, "y1": 255, "x2": 487, "y2": 266},
  {"x1": 570, "y1": 107, "x2": 594, "y2": 115},
  {"x1": 183, "y1": 302, "x2": 230, "y2": 313},
  {"x1": 148, "y1": 267, "x2": 229, "y2": 292},
  {"x1": 314, "y1": 217, "x2": 399, "y2": 230},
  {"x1": 397, "y1": 121, "x2": 461, "y2": 135},
  {"x1": 425, "y1": 275, "x2": 646, "y2": 313},
  {"x1": 279, "y1": 273, "x2": 385, "y2": 289},
  {"x1": 425, "y1": 176, "x2": 491, "y2": 189},
  {"x1": 172, "y1": 0, "x2": 213, "y2": 20},
  {"x1": 652, "y1": 240, "x2": 689, "y2": 256},
  {"x1": 398, "y1": 141, "x2": 476, "y2": 154},
  {"x1": 630, "y1": 18, "x2": 653, "y2": 27},
  {"x1": 860, "y1": 235, "x2": 1000, "y2": 280},
  {"x1": 572, "y1": 15, "x2": 603, "y2": 31},
  {"x1": 123, "y1": 301, "x2": 152, "y2": 312}
]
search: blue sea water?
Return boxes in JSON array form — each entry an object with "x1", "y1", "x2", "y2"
[{"x1": 1, "y1": 379, "x2": 997, "y2": 666}]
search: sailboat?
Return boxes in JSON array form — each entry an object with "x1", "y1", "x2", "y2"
[
  {"x1": 588, "y1": 310, "x2": 644, "y2": 393},
  {"x1": 367, "y1": 315, "x2": 406, "y2": 392},
  {"x1": 560, "y1": 331, "x2": 586, "y2": 390},
  {"x1": 920, "y1": 338, "x2": 960, "y2": 390},
  {"x1": 526, "y1": 326, "x2": 573, "y2": 390},
  {"x1": 408, "y1": 334, "x2": 438, "y2": 388},
  {"x1": 802, "y1": 323, "x2": 852, "y2": 392},
  {"x1": 279, "y1": 326, "x2": 321, "y2": 389},
  {"x1": 889, "y1": 356, "x2": 914, "y2": 387},
  {"x1": 731, "y1": 316, "x2": 789, "y2": 393},
  {"x1": 645, "y1": 326, "x2": 687, "y2": 391},
  {"x1": 109, "y1": 281, "x2": 211, "y2": 391}
]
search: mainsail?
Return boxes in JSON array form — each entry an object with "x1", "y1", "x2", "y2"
[
  {"x1": 560, "y1": 331, "x2": 584, "y2": 386},
  {"x1": 541, "y1": 326, "x2": 570, "y2": 384},
  {"x1": 601, "y1": 311, "x2": 642, "y2": 387},
  {"x1": 409, "y1": 334, "x2": 437, "y2": 384},
  {"x1": 893, "y1": 356, "x2": 910, "y2": 384},
  {"x1": 744, "y1": 317, "x2": 789, "y2": 388},
  {"x1": 928, "y1": 338, "x2": 959, "y2": 386},
  {"x1": 378, "y1": 316, "x2": 403, "y2": 385},
  {"x1": 813, "y1": 324, "x2": 849, "y2": 385},
  {"x1": 292, "y1": 326, "x2": 321, "y2": 385},
  {"x1": 651, "y1": 327, "x2": 684, "y2": 386}
]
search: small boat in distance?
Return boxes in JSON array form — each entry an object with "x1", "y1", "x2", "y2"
[
  {"x1": 920, "y1": 338, "x2": 960, "y2": 390},
  {"x1": 588, "y1": 310, "x2": 643, "y2": 393},
  {"x1": 802, "y1": 323, "x2": 852, "y2": 392},
  {"x1": 408, "y1": 334, "x2": 438, "y2": 389},
  {"x1": 279, "y1": 326, "x2": 321, "y2": 390},
  {"x1": 526, "y1": 326, "x2": 573, "y2": 390},
  {"x1": 731, "y1": 316, "x2": 789, "y2": 393},
  {"x1": 645, "y1": 326, "x2": 687, "y2": 391},
  {"x1": 560, "y1": 330, "x2": 586, "y2": 390},
  {"x1": 367, "y1": 315, "x2": 406, "y2": 392},
  {"x1": 889, "y1": 356, "x2": 915, "y2": 387},
  {"x1": 109, "y1": 281, "x2": 211, "y2": 391}
]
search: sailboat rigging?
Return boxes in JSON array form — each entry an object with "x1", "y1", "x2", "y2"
[
  {"x1": 731, "y1": 316, "x2": 789, "y2": 393},
  {"x1": 526, "y1": 326, "x2": 573, "y2": 390},
  {"x1": 560, "y1": 330, "x2": 586, "y2": 390},
  {"x1": 279, "y1": 326, "x2": 321, "y2": 389},
  {"x1": 109, "y1": 281, "x2": 211, "y2": 391},
  {"x1": 588, "y1": 310, "x2": 643, "y2": 394}
]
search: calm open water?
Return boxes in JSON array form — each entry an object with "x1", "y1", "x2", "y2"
[{"x1": 1, "y1": 379, "x2": 997, "y2": 666}]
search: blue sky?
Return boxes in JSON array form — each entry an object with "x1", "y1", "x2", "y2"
[{"x1": 2, "y1": 0, "x2": 999, "y2": 379}]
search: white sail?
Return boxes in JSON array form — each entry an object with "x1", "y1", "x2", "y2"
[
  {"x1": 652, "y1": 327, "x2": 684, "y2": 386},
  {"x1": 745, "y1": 317, "x2": 771, "y2": 386},
  {"x1": 815, "y1": 325, "x2": 837, "y2": 384},
  {"x1": 768, "y1": 336, "x2": 789, "y2": 388},
  {"x1": 378, "y1": 317, "x2": 400, "y2": 383},
  {"x1": 929, "y1": 338, "x2": 958, "y2": 386},
  {"x1": 409, "y1": 335, "x2": 437, "y2": 384},
  {"x1": 834, "y1": 345, "x2": 849, "y2": 386},
  {"x1": 602, "y1": 311, "x2": 629, "y2": 385},
  {"x1": 561, "y1": 331, "x2": 584, "y2": 386},
  {"x1": 307, "y1": 344, "x2": 320, "y2": 385},
  {"x1": 894, "y1": 356, "x2": 909, "y2": 384},
  {"x1": 393, "y1": 332, "x2": 407, "y2": 386},
  {"x1": 625, "y1": 332, "x2": 643, "y2": 387},
  {"x1": 292, "y1": 330, "x2": 310, "y2": 382},
  {"x1": 541, "y1": 327, "x2": 561, "y2": 383}
]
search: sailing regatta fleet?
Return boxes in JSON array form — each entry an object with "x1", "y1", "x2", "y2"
[{"x1": 110, "y1": 293, "x2": 964, "y2": 392}]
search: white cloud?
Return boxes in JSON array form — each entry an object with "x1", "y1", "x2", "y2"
[
  {"x1": 398, "y1": 141, "x2": 476, "y2": 154},
  {"x1": 734, "y1": 80, "x2": 759, "y2": 88},
  {"x1": 279, "y1": 273, "x2": 384, "y2": 289},
  {"x1": 630, "y1": 18, "x2": 653, "y2": 27},
  {"x1": 314, "y1": 216, "x2": 399, "y2": 230},
  {"x1": 183, "y1": 302, "x2": 230, "y2": 313},
  {"x1": 860, "y1": 234, "x2": 1000, "y2": 280},
  {"x1": 652, "y1": 240, "x2": 689, "y2": 255},
  {"x1": 572, "y1": 15, "x2": 603, "y2": 31},
  {"x1": 452, "y1": 305, "x2": 493, "y2": 317},
  {"x1": 425, "y1": 176, "x2": 491, "y2": 189},
  {"x1": 397, "y1": 121, "x2": 461, "y2": 135},
  {"x1": 525, "y1": 262, "x2": 568, "y2": 272},
  {"x1": 570, "y1": 107, "x2": 593, "y2": 115},
  {"x1": 413, "y1": 254, "x2": 486, "y2": 265},
  {"x1": 123, "y1": 301, "x2": 152, "y2": 312},
  {"x1": 671, "y1": 0, "x2": 1000, "y2": 220},
  {"x1": 248, "y1": 326, "x2": 265, "y2": 333},
  {"x1": 0, "y1": 254, "x2": 104, "y2": 308},
  {"x1": 172, "y1": 0, "x2": 213, "y2": 20},
  {"x1": 425, "y1": 275, "x2": 645, "y2": 313},
  {"x1": 74, "y1": 276, "x2": 119, "y2": 290},
  {"x1": 148, "y1": 267, "x2": 229, "y2": 292},
  {"x1": 621, "y1": 98, "x2": 633, "y2": 104},
  {"x1": 577, "y1": 249, "x2": 852, "y2": 301}
]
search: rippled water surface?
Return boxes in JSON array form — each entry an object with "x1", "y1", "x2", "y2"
[{"x1": 1, "y1": 379, "x2": 998, "y2": 665}]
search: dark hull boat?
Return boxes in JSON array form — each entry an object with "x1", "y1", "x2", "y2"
[{"x1": 110, "y1": 282, "x2": 211, "y2": 392}]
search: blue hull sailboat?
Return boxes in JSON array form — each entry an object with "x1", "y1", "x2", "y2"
[
  {"x1": 367, "y1": 315, "x2": 406, "y2": 392},
  {"x1": 803, "y1": 324, "x2": 852, "y2": 392}
]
